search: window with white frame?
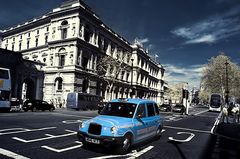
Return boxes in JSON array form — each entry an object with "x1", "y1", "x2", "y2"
[{"x1": 55, "y1": 77, "x2": 63, "y2": 92}]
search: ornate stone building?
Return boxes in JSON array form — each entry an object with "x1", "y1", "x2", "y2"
[{"x1": 0, "y1": 0, "x2": 165, "y2": 106}]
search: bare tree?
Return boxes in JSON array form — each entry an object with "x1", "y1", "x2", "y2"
[
  {"x1": 168, "y1": 83, "x2": 185, "y2": 104},
  {"x1": 200, "y1": 53, "x2": 240, "y2": 101},
  {"x1": 96, "y1": 53, "x2": 132, "y2": 97}
]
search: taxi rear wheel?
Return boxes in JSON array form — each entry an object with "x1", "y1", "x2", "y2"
[{"x1": 156, "y1": 126, "x2": 162, "y2": 138}]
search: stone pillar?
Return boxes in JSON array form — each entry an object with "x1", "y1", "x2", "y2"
[
  {"x1": 94, "y1": 56, "x2": 97, "y2": 70},
  {"x1": 106, "y1": 41, "x2": 111, "y2": 56},
  {"x1": 95, "y1": 31, "x2": 99, "y2": 47}
]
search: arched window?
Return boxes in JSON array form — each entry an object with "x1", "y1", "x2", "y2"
[
  {"x1": 55, "y1": 77, "x2": 63, "y2": 92},
  {"x1": 61, "y1": 20, "x2": 68, "y2": 39},
  {"x1": 59, "y1": 48, "x2": 66, "y2": 67}
]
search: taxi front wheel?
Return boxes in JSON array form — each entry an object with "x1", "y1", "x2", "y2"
[{"x1": 119, "y1": 134, "x2": 131, "y2": 154}]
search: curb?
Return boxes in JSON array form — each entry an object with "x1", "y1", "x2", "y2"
[{"x1": 211, "y1": 111, "x2": 240, "y2": 142}]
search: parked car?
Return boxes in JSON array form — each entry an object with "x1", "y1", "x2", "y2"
[
  {"x1": 77, "y1": 98, "x2": 163, "y2": 154},
  {"x1": 159, "y1": 104, "x2": 171, "y2": 112},
  {"x1": 97, "y1": 102, "x2": 107, "y2": 114},
  {"x1": 22, "y1": 100, "x2": 55, "y2": 112},
  {"x1": 172, "y1": 104, "x2": 185, "y2": 114},
  {"x1": 10, "y1": 98, "x2": 22, "y2": 112}
]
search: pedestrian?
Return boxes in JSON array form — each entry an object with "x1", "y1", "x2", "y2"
[{"x1": 222, "y1": 105, "x2": 229, "y2": 123}]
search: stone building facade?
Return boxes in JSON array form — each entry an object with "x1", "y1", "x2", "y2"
[{"x1": 0, "y1": 0, "x2": 165, "y2": 106}]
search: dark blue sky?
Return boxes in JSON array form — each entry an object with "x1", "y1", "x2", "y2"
[{"x1": 1, "y1": 0, "x2": 240, "y2": 87}]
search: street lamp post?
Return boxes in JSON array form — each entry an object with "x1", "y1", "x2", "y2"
[
  {"x1": 225, "y1": 60, "x2": 229, "y2": 105},
  {"x1": 130, "y1": 58, "x2": 134, "y2": 98}
]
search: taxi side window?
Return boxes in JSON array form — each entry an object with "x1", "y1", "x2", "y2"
[
  {"x1": 147, "y1": 103, "x2": 155, "y2": 117},
  {"x1": 154, "y1": 103, "x2": 159, "y2": 115},
  {"x1": 136, "y1": 104, "x2": 146, "y2": 118}
]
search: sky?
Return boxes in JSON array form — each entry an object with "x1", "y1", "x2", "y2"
[{"x1": 1, "y1": 0, "x2": 240, "y2": 89}]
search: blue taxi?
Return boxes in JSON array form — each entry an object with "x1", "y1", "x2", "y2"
[{"x1": 77, "y1": 98, "x2": 163, "y2": 153}]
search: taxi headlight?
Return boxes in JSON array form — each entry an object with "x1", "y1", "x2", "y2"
[
  {"x1": 79, "y1": 122, "x2": 85, "y2": 129},
  {"x1": 110, "y1": 126, "x2": 118, "y2": 134}
]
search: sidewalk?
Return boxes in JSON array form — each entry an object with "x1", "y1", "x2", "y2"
[
  {"x1": 206, "y1": 114, "x2": 240, "y2": 159},
  {"x1": 216, "y1": 122, "x2": 240, "y2": 142},
  {"x1": 215, "y1": 114, "x2": 240, "y2": 142}
]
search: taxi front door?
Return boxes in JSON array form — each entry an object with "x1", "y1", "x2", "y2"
[{"x1": 134, "y1": 104, "x2": 148, "y2": 142}]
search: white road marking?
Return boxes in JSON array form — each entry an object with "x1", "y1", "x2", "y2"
[
  {"x1": 12, "y1": 129, "x2": 77, "y2": 143},
  {"x1": 0, "y1": 148, "x2": 30, "y2": 159},
  {"x1": 194, "y1": 110, "x2": 209, "y2": 116},
  {"x1": 169, "y1": 132, "x2": 195, "y2": 143},
  {"x1": 62, "y1": 120, "x2": 83, "y2": 124},
  {"x1": 164, "y1": 125, "x2": 210, "y2": 134},
  {"x1": 41, "y1": 141, "x2": 83, "y2": 153},
  {"x1": 53, "y1": 113, "x2": 93, "y2": 119},
  {"x1": 0, "y1": 127, "x2": 56, "y2": 136},
  {"x1": 211, "y1": 112, "x2": 222, "y2": 134},
  {"x1": 88, "y1": 145, "x2": 154, "y2": 159},
  {"x1": 126, "y1": 145, "x2": 154, "y2": 159}
]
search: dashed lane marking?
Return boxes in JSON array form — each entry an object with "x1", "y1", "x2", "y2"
[
  {"x1": 0, "y1": 127, "x2": 56, "y2": 136},
  {"x1": 12, "y1": 129, "x2": 77, "y2": 143},
  {"x1": 0, "y1": 148, "x2": 30, "y2": 159},
  {"x1": 41, "y1": 141, "x2": 83, "y2": 153}
]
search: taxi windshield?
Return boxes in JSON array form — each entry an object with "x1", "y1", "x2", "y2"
[{"x1": 100, "y1": 102, "x2": 137, "y2": 118}]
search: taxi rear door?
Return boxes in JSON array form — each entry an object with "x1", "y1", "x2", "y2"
[{"x1": 145, "y1": 102, "x2": 159, "y2": 138}]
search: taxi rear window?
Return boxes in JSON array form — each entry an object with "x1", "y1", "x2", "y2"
[{"x1": 100, "y1": 102, "x2": 137, "y2": 118}]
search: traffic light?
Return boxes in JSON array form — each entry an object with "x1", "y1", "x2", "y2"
[{"x1": 182, "y1": 89, "x2": 189, "y2": 99}]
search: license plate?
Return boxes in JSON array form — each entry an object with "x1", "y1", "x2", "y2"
[{"x1": 85, "y1": 137, "x2": 100, "y2": 144}]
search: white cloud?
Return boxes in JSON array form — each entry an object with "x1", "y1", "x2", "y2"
[
  {"x1": 171, "y1": 5, "x2": 240, "y2": 44},
  {"x1": 137, "y1": 37, "x2": 149, "y2": 44},
  {"x1": 164, "y1": 64, "x2": 205, "y2": 88},
  {"x1": 186, "y1": 34, "x2": 216, "y2": 44}
]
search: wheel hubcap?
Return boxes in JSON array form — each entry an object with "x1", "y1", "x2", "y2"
[{"x1": 123, "y1": 138, "x2": 130, "y2": 149}]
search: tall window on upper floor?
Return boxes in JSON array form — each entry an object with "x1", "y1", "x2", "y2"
[
  {"x1": 35, "y1": 38, "x2": 38, "y2": 47},
  {"x1": 126, "y1": 72, "x2": 130, "y2": 82},
  {"x1": 12, "y1": 44, "x2": 14, "y2": 51},
  {"x1": 84, "y1": 24, "x2": 92, "y2": 43},
  {"x1": 27, "y1": 40, "x2": 30, "y2": 49},
  {"x1": 61, "y1": 20, "x2": 68, "y2": 39},
  {"x1": 45, "y1": 35, "x2": 48, "y2": 44},
  {"x1": 55, "y1": 77, "x2": 63, "y2": 92},
  {"x1": 59, "y1": 55, "x2": 65, "y2": 67},
  {"x1": 103, "y1": 39, "x2": 108, "y2": 52},
  {"x1": 120, "y1": 71, "x2": 125, "y2": 80},
  {"x1": 19, "y1": 42, "x2": 22, "y2": 51}
]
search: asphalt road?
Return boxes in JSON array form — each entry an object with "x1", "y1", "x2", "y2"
[{"x1": 0, "y1": 105, "x2": 220, "y2": 159}]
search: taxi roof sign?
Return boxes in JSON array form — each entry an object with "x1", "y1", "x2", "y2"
[{"x1": 118, "y1": 98, "x2": 128, "y2": 102}]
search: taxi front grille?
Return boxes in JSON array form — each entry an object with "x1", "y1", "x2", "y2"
[{"x1": 88, "y1": 123, "x2": 101, "y2": 135}]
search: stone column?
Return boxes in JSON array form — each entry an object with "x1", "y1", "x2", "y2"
[
  {"x1": 106, "y1": 41, "x2": 111, "y2": 56},
  {"x1": 95, "y1": 31, "x2": 99, "y2": 47}
]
